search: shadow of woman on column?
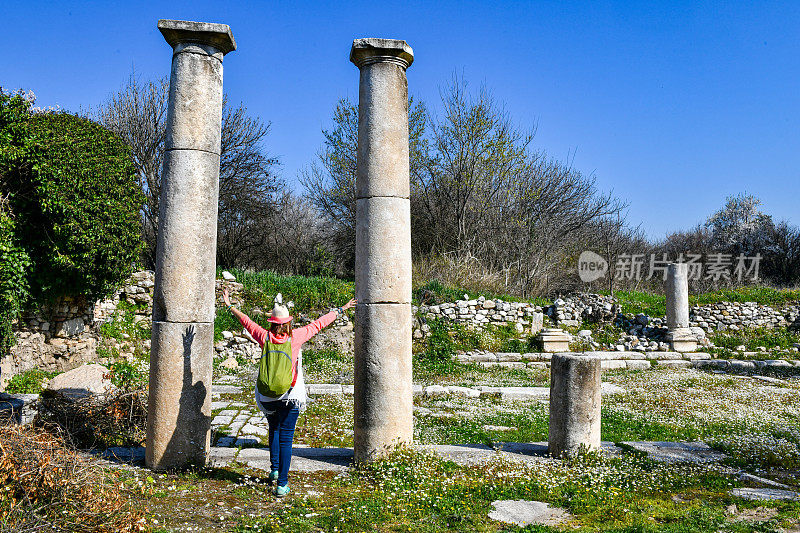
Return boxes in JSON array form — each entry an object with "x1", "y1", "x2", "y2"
[{"x1": 162, "y1": 324, "x2": 211, "y2": 468}]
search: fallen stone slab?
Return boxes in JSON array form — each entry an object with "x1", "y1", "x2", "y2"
[
  {"x1": 656, "y1": 360, "x2": 692, "y2": 368},
  {"x1": 307, "y1": 384, "x2": 342, "y2": 395},
  {"x1": 731, "y1": 488, "x2": 799, "y2": 501},
  {"x1": 0, "y1": 392, "x2": 38, "y2": 425},
  {"x1": 207, "y1": 446, "x2": 237, "y2": 467},
  {"x1": 489, "y1": 500, "x2": 570, "y2": 527},
  {"x1": 235, "y1": 446, "x2": 353, "y2": 472},
  {"x1": 47, "y1": 364, "x2": 114, "y2": 399},
  {"x1": 682, "y1": 352, "x2": 712, "y2": 361},
  {"x1": 622, "y1": 441, "x2": 725, "y2": 463},
  {"x1": 212, "y1": 385, "x2": 243, "y2": 395}
]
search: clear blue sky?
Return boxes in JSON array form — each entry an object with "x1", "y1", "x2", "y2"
[{"x1": 3, "y1": 1, "x2": 798, "y2": 239}]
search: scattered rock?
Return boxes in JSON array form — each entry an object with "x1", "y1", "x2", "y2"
[
  {"x1": 489, "y1": 500, "x2": 570, "y2": 527},
  {"x1": 46, "y1": 364, "x2": 114, "y2": 399},
  {"x1": 221, "y1": 271, "x2": 236, "y2": 281},
  {"x1": 220, "y1": 357, "x2": 239, "y2": 370}
]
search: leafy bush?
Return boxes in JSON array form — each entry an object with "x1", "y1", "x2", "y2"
[
  {"x1": 4, "y1": 368, "x2": 56, "y2": 394},
  {"x1": 0, "y1": 90, "x2": 144, "y2": 347}
]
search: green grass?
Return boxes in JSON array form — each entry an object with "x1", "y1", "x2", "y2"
[
  {"x1": 610, "y1": 286, "x2": 800, "y2": 319},
  {"x1": 231, "y1": 446, "x2": 774, "y2": 533},
  {"x1": 4, "y1": 368, "x2": 58, "y2": 394},
  {"x1": 220, "y1": 268, "x2": 354, "y2": 316},
  {"x1": 708, "y1": 327, "x2": 800, "y2": 352},
  {"x1": 414, "y1": 279, "x2": 550, "y2": 307}
]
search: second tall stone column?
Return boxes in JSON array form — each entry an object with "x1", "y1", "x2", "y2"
[
  {"x1": 146, "y1": 20, "x2": 236, "y2": 470},
  {"x1": 350, "y1": 38, "x2": 414, "y2": 462}
]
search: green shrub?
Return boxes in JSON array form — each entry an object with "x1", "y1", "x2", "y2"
[
  {"x1": 0, "y1": 198, "x2": 30, "y2": 352},
  {"x1": 0, "y1": 89, "x2": 144, "y2": 307},
  {"x1": 5, "y1": 368, "x2": 57, "y2": 394}
]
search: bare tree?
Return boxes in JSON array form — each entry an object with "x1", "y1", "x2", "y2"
[{"x1": 98, "y1": 73, "x2": 281, "y2": 269}]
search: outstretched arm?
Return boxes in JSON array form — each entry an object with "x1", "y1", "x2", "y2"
[
  {"x1": 294, "y1": 298, "x2": 357, "y2": 345},
  {"x1": 222, "y1": 287, "x2": 267, "y2": 346}
]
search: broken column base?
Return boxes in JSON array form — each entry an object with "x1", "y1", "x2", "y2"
[
  {"x1": 549, "y1": 353, "x2": 601, "y2": 458},
  {"x1": 666, "y1": 329, "x2": 698, "y2": 352},
  {"x1": 537, "y1": 328, "x2": 571, "y2": 353}
]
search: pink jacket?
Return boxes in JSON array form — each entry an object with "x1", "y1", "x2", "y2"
[{"x1": 238, "y1": 310, "x2": 338, "y2": 356}]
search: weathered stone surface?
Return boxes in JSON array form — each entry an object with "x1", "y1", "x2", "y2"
[
  {"x1": 152, "y1": 149, "x2": 221, "y2": 323},
  {"x1": 665, "y1": 263, "x2": 690, "y2": 329},
  {"x1": 489, "y1": 500, "x2": 570, "y2": 527},
  {"x1": 355, "y1": 197, "x2": 411, "y2": 304},
  {"x1": 537, "y1": 328, "x2": 570, "y2": 353},
  {"x1": 730, "y1": 488, "x2": 798, "y2": 501},
  {"x1": 47, "y1": 363, "x2": 113, "y2": 399},
  {"x1": 146, "y1": 321, "x2": 214, "y2": 470},
  {"x1": 158, "y1": 19, "x2": 236, "y2": 55},
  {"x1": 549, "y1": 354, "x2": 601, "y2": 457},
  {"x1": 164, "y1": 47, "x2": 224, "y2": 153},
  {"x1": 54, "y1": 317, "x2": 84, "y2": 337},
  {"x1": 351, "y1": 41, "x2": 412, "y2": 199},
  {"x1": 354, "y1": 303, "x2": 413, "y2": 461},
  {"x1": 0, "y1": 393, "x2": 38, "y2": 424},
  {"x1": 622, "y1": 441, "x2": 726, "y2": 463}
]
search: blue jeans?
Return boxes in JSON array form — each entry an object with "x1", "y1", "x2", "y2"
[{"x1": 264, "y1": 401, "x2": 299, "y2": 486}]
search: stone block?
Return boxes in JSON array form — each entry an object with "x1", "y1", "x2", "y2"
[
  {"x1": 657, "y1": 360, "x2": 692, "y2": 368},
  {"x1": 0, "y1": 393, "x2": 38, "y2": 425},
  {"x1": 152, "y1": 149, "x2": 220, "y2": 323},
  {"x1": 549, "y1": 354, "x2": 601, "y2": 457},
  {"x1": 625, "y1": 360, "x2": 652, "y2": 370},
  {"x1": 536, "y1": 328, "x2": 570, "y2": 353},
  {"x1": 47, "y1": 363, "x2": 113, "y2": 399},
  {"x1": 355, "y1": 197, "x2": 411, "y2": 304},
  {"x1": 146, "y1": 321, "x2": 214, "y2": 470},
  {"x1": 354, "y1": 303, "x2": 412, "y2": 461},
  {"x1": 600, "y1": 360, "x2": 626, "y2": 370}
]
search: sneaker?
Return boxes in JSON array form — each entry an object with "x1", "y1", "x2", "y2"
[
  {"x1": 268, "y1": 470, "x2": 279, "y2": 482},
  {"x1": 274, "y1": 485, "x2": 290, "y2": 497}
]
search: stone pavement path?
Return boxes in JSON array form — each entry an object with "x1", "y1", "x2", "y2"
[{"x1": 208, "y1": 380, "x2": 627, "y2": 448}]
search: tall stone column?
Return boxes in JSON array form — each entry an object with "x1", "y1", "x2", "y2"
[
  {"x1": 146, "y1": 20, "x2": 236, "y2": 470},
  {"x1": 665, "y1": 263, "x2": 697, "y2": 352},
  {"x1": 350, "y1": 38, "x2": 414, "y2": 463},
  {"x1": 549, "y1": 354, "x2": 601, "y2": 458}
]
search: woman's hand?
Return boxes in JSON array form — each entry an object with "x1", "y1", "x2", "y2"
[
  {"x1": 342, "y1": 298, "x2": 356, "y2": 311},
  {"x1": 222, "y1": 287, "x2": 232, "y2": 308}
]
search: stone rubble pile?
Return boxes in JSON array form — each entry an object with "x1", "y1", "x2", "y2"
[
  {"x1": 417, "y1": 295, "x2": 546, "y2": 334},
  {"x1": 690, "y1": 302, "x2": 800, "y2": 332},
  {"x1": 544, "y1": 294, "x2": 618, "y2": 327}
]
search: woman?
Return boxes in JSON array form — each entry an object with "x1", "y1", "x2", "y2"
[{"x1": 222, "y1": 287, "x2": 356, "y2": 497}]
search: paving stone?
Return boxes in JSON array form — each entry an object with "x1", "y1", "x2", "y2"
[
  {"x1": 216, "y1": 437, "x2": 236, "y2": 447},
  {"x1": 447, "y1": 386, "x2": 480, "y2": 398},
  {"x1": 217, "y1": 409, "x2": 238, "y2": 417},
  {"x1": 207, "y1": 446, "x2": 237, "y2": 466},
  {"x1": 424, "y1": 385, "x2": 448, "y2": 397},
  {"x1": 489, "y1": 500, "x2": 570, "y2": 527},
  {"x1": 682, "y1": 352, "x2": 712, "y2": 361},
  {"x1": 657, "y1": 360, "x2": 692, "y2": 368},
  {"x1": 241, "y1": 423, "x2": 268, "y2": 436},
  {"x1": 212, "y1": 415, "x2": 233, "y2": 426},
  {"x1": 211, "y1": 401, "x2": 231, "y2": 410},
  {"x1": 626, "y1": 360, "x2": 652, "y2": 370},
  {"x1": 646, "y1": 351, "x2": 683, "y2": 360},
  {"x1": 307, "y1": 384, "x2": 342, "y2": 395},
  {"x1": 731, "y1": 488, "x2": 799, "y2": 501},
  {"x1": 622, "y1": 441, "x2": 725, "y2": 463},
  {"x1": 234, "y1": 437, "x2": 260, "y2": 447},
  {"x1": 212, "y1": 385, "x2": 243, "y2": 395},
  {"x1": 600, "y1": 360, "x2": 626, "y2": 370}
]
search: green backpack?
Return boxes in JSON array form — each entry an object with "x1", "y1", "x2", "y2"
[{"x1": 257, "y1": 338, "x2": 297, "y2": 397}]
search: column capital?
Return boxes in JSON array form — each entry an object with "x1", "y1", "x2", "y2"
[
  {"x1": 158, "y1": 19, "x2": 236, "y2": 55},
  {"x1": 350, "y1": 38, "x2": 413, "y2": 69}
]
